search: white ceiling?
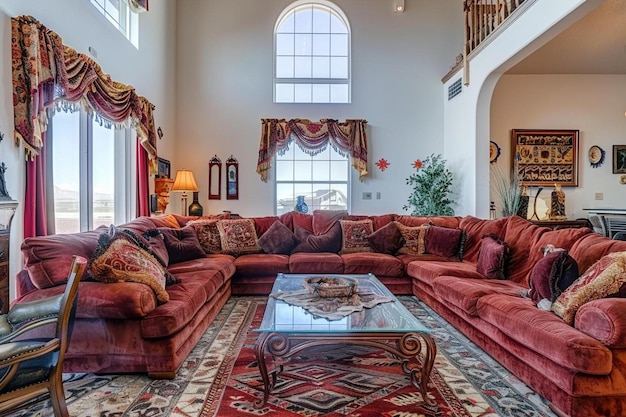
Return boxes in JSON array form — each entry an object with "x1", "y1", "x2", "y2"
[{"x1": 507, "y1": 0, "x2": 626, "y2": 74}]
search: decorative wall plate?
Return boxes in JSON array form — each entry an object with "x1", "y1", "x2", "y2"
[
  {"x1": 489, "y1": 141, "x2": 501, "y2": 163},
  {"x1": 588, "y1": 145, "x2": 605, "y2": 168}
]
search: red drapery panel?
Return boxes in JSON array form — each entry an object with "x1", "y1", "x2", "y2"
[
  {"x1": 257, "y1": 118, "x2": 368, "y2": 182},
  {"x1": 12, "y1": 15, "x2": 159, "y2": 236},
  {"x1": 23, "y1": 131, "x2": 48, "y2": 238},
  {"x1": 136, "y1": 141, "x2": 150, "y2": 217}
]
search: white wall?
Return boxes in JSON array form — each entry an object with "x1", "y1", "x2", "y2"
[
  {"x1": 442, "y1": 0, "x2": 606, "y2": 217},
  {"x1": 174, "y1": 0, "x2": 463, "y2": 217},
  {"x1": 0, "y1": 0, "x2": 177, "y2": 299},
  {"x1": 491, "y1": 74, "x2": 626, "y2": 219}
]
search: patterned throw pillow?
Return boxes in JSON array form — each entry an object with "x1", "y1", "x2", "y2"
[
  {"x1": 424, "y1": 224, "x2": 466, "y2": 260},
  {"x1": 395, "y1": 222, "x2": 428, "y2": 255},
  {"x1": 89, "y1": 227, "x2": 170, "y2": 303},
  {"x1": 339, "y1": 219, "x2": 374, "y2": 254},
  {"x1": 552, "y1": 251, "x2": 626, "y2": 325},
  {"x1": 216, "y1": 218, "x2": 262, "y2": 256},
  {"x1": 258, "y1": 221, "x2": 300, "y2": 254},
  {"x1": 366, "y1": 221, "x2": 403, "y2": 255},
  {"x1": 187, "y1": 218, "x2": 223, "y2": 254},
  {"x1": 476, "y1": 235, "x2": 509, "y2": 280},
  {"x1": 158, "y1": 226, "x2": 206, "y2": 264}
]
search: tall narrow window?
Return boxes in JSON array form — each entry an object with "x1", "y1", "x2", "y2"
[
  {"x1": 274, "y1": 1, "x2": 351, "y2": 103},
  {"x1": 51, "y1": 110, "x2": 135, "y2": 234},
  {"x1": 91, "y1": 0, "x2": 139, "y2": 48}
]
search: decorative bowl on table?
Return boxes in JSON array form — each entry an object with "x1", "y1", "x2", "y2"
[{"x1": 304, "y1": 276, "x2": 358, "y2": 298}]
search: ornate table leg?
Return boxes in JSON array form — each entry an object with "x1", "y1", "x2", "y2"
[
  {"x1": 254, "y1": 332, "x2": 289, "y2": 409},
  {"x1": 398, "y1": 332, "x2": 438, "y2": 407}
]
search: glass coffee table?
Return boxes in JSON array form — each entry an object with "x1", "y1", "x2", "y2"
[{"x1": 253, "y1": 273, "x2": 437, "y2": 409}]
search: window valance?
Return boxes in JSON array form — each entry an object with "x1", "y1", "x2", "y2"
[
  {"x1": 11, "y1": 15, "x2": 157, "y2": 165},
  {"x1": 257, "y1": 118, "x2": 368, "y2": 182}
]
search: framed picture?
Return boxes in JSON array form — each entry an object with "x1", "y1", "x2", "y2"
[
  {"x1": 157, "y1": 157, "x2": 171, "y2": 179},
  {"x1": 613, "y1": 145, "x2": 626, "y2": 174},
  {"x1": 226, "y1": 155, "x2": 239, "y2": 200},
  {"x1": 512, "y1": 129, "x2": 579, "y2": 187},
  {"x1": 208, "y1": 155, "x2": 222, "y2": 200}
]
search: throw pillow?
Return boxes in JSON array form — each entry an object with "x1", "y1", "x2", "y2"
[
  {"x1": 424, "y1": 224, "x2": 466, "y2": 260},
  {"x1": 216, "y1": 218, "x2": 262, "y2": 256},
  {"x1": 476, "y1": 235, "x2": 510, "y2": 280},
  {"x1": 366, "y1": 221, "x2": 403, "y2": 255},
  {"x1": 90, "y1": 227, "x2": 170, "y2": 303},
  {"x1": 552, "y1": 251, "x2": 626, "y2": 325},
  {"x1": 395, "y1": 222, "x2": 428, "y2": 255},
  {"x1": 142, "y1": 229, "x2": 170, "y2": 267},
  {"x1": 339, "y1": 219, "x2": 374, "y2": 254},
  {"x1": 187, "y1": 218, "x2": 223, "y2": 254},
  {"x1": 528, "y1": 250, "x2": 579, "y2": 309},
  {"x1": 158, "y1": 226, "x2": 206, "y2": 264},
  {"x1": 291, "y1": 222, "x2": 343, "y2": 253},
  {"x1": 258, "y1": 221, "x2": 300, "y2": 254}
]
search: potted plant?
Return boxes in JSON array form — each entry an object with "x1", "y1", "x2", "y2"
[{"x1": 403, "y1": 154, "x2": 455, "y2": 216}]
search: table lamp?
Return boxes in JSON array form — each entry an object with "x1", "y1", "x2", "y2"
[{"x1": 171, "y1": 169, "x2": 199, "y2": 216}]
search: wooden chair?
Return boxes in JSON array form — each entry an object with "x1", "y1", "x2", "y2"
[{"x1": 0, "y1": 255, "x2": 87, "y2": 417}]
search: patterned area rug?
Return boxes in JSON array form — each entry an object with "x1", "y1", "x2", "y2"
[{"x1": 16, "y1": 296, "x2": 557, "y2": 417}]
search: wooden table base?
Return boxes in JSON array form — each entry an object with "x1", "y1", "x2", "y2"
[{"x1": 253, "y1": 331, "x2": 437, "y2": 410}]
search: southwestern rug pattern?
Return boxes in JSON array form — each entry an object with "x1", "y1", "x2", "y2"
[{"x1": 18, "y1": 296, "x2": 557, "y2": 417}]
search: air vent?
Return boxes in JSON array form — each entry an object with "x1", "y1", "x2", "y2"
[{"x1": 448, "y1": 78, "x2": 462, "y2": 100}]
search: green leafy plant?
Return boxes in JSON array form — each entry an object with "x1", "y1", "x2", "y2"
[
  {"x1": 403, "y1": 154, "x2": 455, "y2": 216},
  {"x1": 490, "y1": 159, "x2": 522, "y2": 217}
]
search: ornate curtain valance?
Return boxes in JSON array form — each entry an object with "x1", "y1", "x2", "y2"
[
  {"x1": 11, "y1": 15, "x2": 157, "y2": 166},
  {"x1": 257, "y1": 118, "x2": 368, "y2": 182}
]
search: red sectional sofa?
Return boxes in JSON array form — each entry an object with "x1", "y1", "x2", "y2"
[{"x1": 13, "y1": 211, "x2": 626, "y2": 417}]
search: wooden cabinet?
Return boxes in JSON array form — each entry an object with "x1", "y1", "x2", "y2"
[{"x1": 0, "y1": 201, "x2": 17, "y2": 313}]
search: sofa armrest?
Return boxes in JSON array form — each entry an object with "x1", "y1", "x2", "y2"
[{"x1": 575, "y1": 298, "x2": 626, "y2": 348}]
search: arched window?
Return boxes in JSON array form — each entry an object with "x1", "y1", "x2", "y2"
[{"x1": 274, "y1": 1, "x2": 351, "y2": 103}]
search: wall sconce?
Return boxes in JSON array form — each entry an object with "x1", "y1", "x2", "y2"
[
  {"x1": 393, "y1": 0, "x2": 405, "y2": 13},
  {"x1": 171, "y1": 169, "x2": 199, "y2": 216}
]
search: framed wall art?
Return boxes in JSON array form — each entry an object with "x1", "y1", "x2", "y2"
[
  {"x1": 208, "y1": 155, "x2": 222, "y2": 200},
  {"x1": 613, "y1": 145, "x2": 626, "y2": 174},
  {"x1": 226, "y1": 155, "x2": 239, "y2": 200},
  {"x1": 157, "y1": 157, "x2": 171, "y2": 179},
  {"x1": 511, "y1": 129, "x2": 579, "y2": 187}
]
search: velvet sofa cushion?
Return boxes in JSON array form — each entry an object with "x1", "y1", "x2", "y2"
[
  {"x1": 407, "y1": 260, "x2": 486, "y2": 287},
  {"x1": 476, "y1": 293, "x2": 613, "y2": 375},
  {"x1": 257, "y1": 221, "x2": 300, "y2": 254},
  {"x1": 216, "y1": 218, "x2": 262, "y2": 255},
  {"x1": 289, "y1": 252, "x2": 344, "y2": 273},
  {"x1": 158, "y1": 226, "x2": 206, "y2": 263},
  {"x1": 89, "y1": 228, "x2": 170, "y2": 304},
  {"x1": 291, "y1": 222, "x2": 342, "y2": 253},
  {"x1": 528, "y1": 250, "x2": 578, "y2": 306},
  {"x1": 366, "y1": 221, "x2": 403, "y2": 255},
  {"x1": 501, "y1": 216, "x2": 548, "y2": 284},
  {"x1": 424, "y1": 224, "x2": 466, "y2": 260},
  {"x1": 476, "y1": 235, "x2": 510, "y2": 280},
  {"x1": 393, "y1": 215, "x2": 460, "y2": 228},
  {"x1": 234, "y1": 253, "x2": 290, "y2": 276},
  {"x1": 552, "y1": 251, "x2": 626, "y2": 325},
  {"x1": 167, "y1": 255, "x2": 235, "y2": 283},
  {"x1": 21, "y1": 227, "x2": 106, "y2": 289},
  {"x1": 339, "y1": 219, "x2": 374, "y2": 254},
  {"x1": 395, "y1": 222, "x2": 427, "y2": 255},
  {"x1": 252, "y1": 216, "x2": 281, "y2": 237},
  {"x1": 345, "y1": 214, "x2": 395, "y2": 230},
  {"x1": 341, "y1": 252, "x2": 404, "y2": 277},
  {"x1": 313, "y1": 209, "x2": 348, "y2": 235},
  {"x1": 432, "y1": 276, "x2": 525, "y2": 316},
  {"x1": 575, "y1": 298, "x2": 626, "y2": 348},
  {"x1": 458, "y1": 216, "x2": 509, "y2": 264},
  {"x1": 187, "y1": 219, "x2": 223, "y2": 254},
  {"x1": 569, "y1": 233, "x2": 626, "y2": 275}
]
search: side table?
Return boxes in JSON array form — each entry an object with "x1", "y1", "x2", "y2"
[{"x1": 0, "y1": 200, "x2": 17, "y2": 313}]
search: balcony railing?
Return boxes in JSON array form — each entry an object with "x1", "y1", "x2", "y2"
[{"x1": 444, "y1": 0, "x2": 532, "y2": 84}]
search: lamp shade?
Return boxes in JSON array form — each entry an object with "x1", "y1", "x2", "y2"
[{"x1": 171, "y1": 170, "x2": 199, "y2": 192}]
